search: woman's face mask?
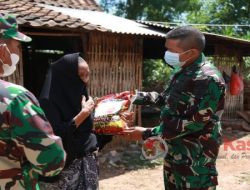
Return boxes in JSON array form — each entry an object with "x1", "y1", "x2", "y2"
[
  {"x1": 0, "y1": 53, "x2": 19, "y2": 77},
  {"x1": 164, "y1": 50, "x2": 190, "y2": 68}
]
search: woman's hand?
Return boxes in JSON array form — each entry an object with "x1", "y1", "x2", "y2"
[
  {"x1": 73, "y1": 96, "x2": 95, "y2": 128},
  {"x1": 81, "y1": 96, "x2": 95, "y2": 112}
]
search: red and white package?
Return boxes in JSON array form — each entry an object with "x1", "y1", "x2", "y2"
[
  {"x1": 141, "y1": 136, "x2": 168, "y2": 160},
  {"x1": 93, "y1": 91, "x2": 135, "y2": 135}
]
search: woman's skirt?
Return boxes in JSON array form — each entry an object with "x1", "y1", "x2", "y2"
[{"x1": 39, "y1": 153, "x2": 99, "y2": 190}]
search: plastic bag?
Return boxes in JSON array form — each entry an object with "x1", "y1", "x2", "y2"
[
  {"x1": 230, "y1": 65, "x2": 244, "y2": 95},
  {"x1": 93, "y1": 91, "x2": 134, "y2": 135},
  {"x1": 141, "y1": 136, "x2": 168, "y2": 160}
]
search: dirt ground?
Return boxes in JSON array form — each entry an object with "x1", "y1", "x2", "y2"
[{"x1": 99, "y1": 130, "x2": 250, "y2": 190}]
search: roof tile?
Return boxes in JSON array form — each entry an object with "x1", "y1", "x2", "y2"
[{"x1": 0, "y1": 0, "x2": 165, "y2": 36}]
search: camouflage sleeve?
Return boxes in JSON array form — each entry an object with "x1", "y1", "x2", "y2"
[
  {"x1": 7, "y1": 91, "x2": 66, "y2": 177},
  {"x1": 152, "y1": 78, "x2": 224, "y2": 139},
  {"x1": 132, "y1": 91, "x2": 164, "y2": 106}
]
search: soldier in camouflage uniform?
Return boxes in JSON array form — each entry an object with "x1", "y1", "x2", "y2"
[
  {"x1": 126, "y1": 26, "x2": 225, "y2": 190},
  {"x1": 0, "y1": 14, "x2": 66, "y2": 190}
]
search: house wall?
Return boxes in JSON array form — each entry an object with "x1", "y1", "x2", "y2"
[
  {"x1": 214, "y1": 45, "x2": 244, "y2": 120},
  {"x1": 87, "y1": 32, "x2": 143, "y2": 97},
  {"x1": 87, "y1": 32, "x2": 143, "y2": 147}
]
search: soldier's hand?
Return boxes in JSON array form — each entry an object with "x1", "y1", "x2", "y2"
[
  {"x1": 122, "y1": 126, "x2": 147, "y2": 141},
  {"x1": 120, "y1": 111, "x2": 135, "y2": 127}
]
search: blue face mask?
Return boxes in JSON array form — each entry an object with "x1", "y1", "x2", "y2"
[{"x1": 164, "y1": 50, "x2": 187, "y2": 68}]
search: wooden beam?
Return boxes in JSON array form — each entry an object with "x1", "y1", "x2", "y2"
[{"x1": 23, "y1": 32, "x2": 82, "y2": 37}]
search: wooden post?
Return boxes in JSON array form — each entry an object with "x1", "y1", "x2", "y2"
[
  {"x1": 19, "y1": 44, "x2": 24, "y2": 86},
  {"x1": 80, "y1": 32, "x2": 89, "y2": 60}
]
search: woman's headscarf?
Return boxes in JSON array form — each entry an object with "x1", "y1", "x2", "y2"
[
  {"x1": 40, "y1": 53, "x2": 92, "y2": 133},
  {"x1": 40, "y1": 53, "x2": 111, "y2": 153},
  {"x1": 38, "y1": 54, "x2": 99, "y2": 172}
]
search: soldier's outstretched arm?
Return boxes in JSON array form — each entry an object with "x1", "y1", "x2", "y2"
[
  {"x1": 151, "y1": 78, "x2": 225, "y2": 139},
  {"x1": 7, "y1": 91, "x2": 66, "y2": 177}
]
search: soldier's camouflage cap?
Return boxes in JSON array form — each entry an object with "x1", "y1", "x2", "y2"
[{"x1": 0, "y1": 14, "x2": 31, "y2": 42}]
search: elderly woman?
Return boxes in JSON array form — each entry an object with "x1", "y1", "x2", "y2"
[{"x1": 39, "y1": 53, "x2": 98, "y2": 190}]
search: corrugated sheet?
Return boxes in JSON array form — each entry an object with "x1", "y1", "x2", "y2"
[
  {"x1": 137, "y1": 20, "x2": 175, "y2": 30},
  {"x1": 203, "y1": 32, "x2": 250, "y2": 45},
  {"x1": 40, "y1": 4, "x2": 166, "y2": 37},
  {"x1": 137, "y1": 20, "x2": 250, "y2": 45}
]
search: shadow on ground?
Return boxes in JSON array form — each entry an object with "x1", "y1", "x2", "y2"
[
  {"x1": 99, "y1": 113, "x2": 250, "y2": 181},
  {"x1": 99, "y1": 142, "x2": 163, "y2": 180}
]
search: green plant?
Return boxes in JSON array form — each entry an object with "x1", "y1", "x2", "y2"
[
  {"x1": 143, "y1": 59, "x2": 171, "y2": 91},
  {"x1": 243, "y1": 57, "x2": 250, "y2": 81}
]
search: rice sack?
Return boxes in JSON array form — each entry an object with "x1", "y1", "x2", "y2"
[{"x1": 93, "y1": 91, "x2": 134, "y2": 135}]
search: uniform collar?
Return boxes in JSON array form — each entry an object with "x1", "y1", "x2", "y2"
[
  {"x1": 181, "y1": 53, "x2": 205, "y2": 73},
  {"x1": 168, "y1": 53, "x2": 205, "y2": 83}
]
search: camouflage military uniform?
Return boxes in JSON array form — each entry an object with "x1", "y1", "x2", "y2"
[
  {"x1": 0, "y1": 80, "x2": 66, "y2": 190},
  {"x1": 136, "y1": 54, "x2": 225, "y2": 190}
]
